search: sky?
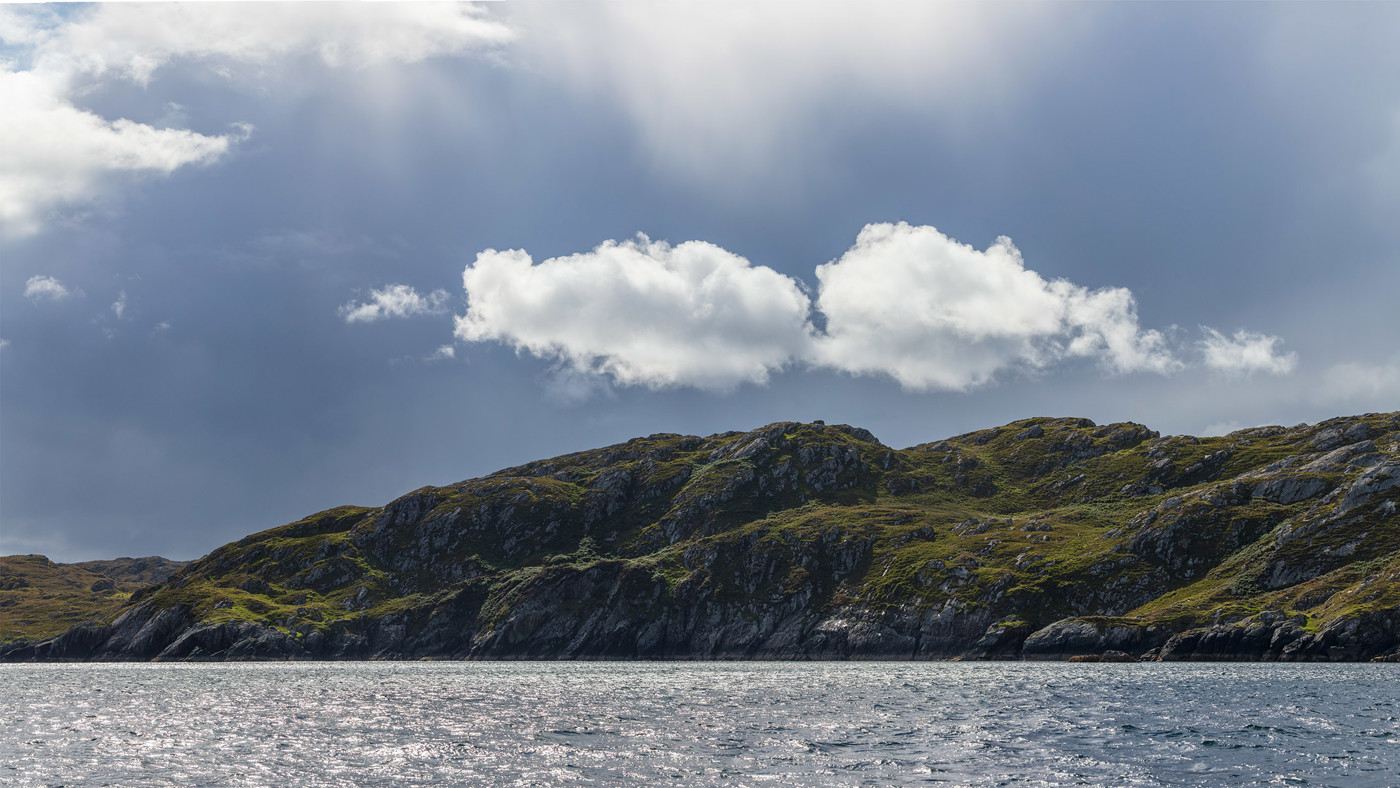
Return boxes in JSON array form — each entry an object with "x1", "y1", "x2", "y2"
[{"x1": 2, "y1": 2, "x2": 1398, "y2": 563}]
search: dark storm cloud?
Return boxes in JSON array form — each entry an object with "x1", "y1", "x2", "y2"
[{"x1": 1, "y1": 2, "x2": 1397, "y2": 561}]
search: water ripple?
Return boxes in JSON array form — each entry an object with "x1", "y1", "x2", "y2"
[{"x1": 0, "y1": 662, "x2": 1397, "y2": 786}]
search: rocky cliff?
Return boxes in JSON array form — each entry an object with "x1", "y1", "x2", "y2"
[{"x1": 3, "y1": 413, "x2": 1397, "y2": 662}]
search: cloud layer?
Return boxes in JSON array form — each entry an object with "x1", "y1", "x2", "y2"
[
  {"x1": 1200, "y1": 328, "x2": 1298, "y2": 376},
  {"x1": 0, "y1": 68, "x2": 239, "y2": 237},
  {"x1": 23, "y1": 274, "x2": 76, "y2": 303},
  {"x1": 812, "y1": 223, "x2": 1179, "y2": 390},
  {"x1": 0, "y1": 4, "x2": 513, "y2": 237},
  {"x1": 451, "y1": 224, "x2": 1285, "y2": 393},
  {"x1": 20, "y1": 3, "x2": 513, "y2": 83},
  {"x1": 454, "y1": 236, "x2": 813, "y2": 390},
  {"x1": 513, "y1": 3, "x2": 1062, "y2": 179},
  {"x1": 340, "y1": 284, "x2": 450, "y2": 324}
]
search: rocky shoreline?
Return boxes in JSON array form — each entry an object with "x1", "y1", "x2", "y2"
[
  {"x1": 4, "y1": 412, "x2": 1397, "y2": 663},
  {"x1": 7, "y1": 597, "x2": 1398, "y2": 664}
]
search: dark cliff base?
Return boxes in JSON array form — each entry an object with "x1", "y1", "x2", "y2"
[
  {"x1": 8, "y1": 606, "x2": 1399, "y2": 663},
  {"x1": 4, "y1": 413, "x2": 1398, "y2": 663}
]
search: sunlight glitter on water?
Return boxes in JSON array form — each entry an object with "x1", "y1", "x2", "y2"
[{"x1": 1, "y1": 661, "x2": 1397, "y2": 787}]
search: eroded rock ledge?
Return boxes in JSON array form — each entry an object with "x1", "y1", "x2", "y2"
[{"x1": 4, "y1": 413, "x2": 1397, "y2": 662}]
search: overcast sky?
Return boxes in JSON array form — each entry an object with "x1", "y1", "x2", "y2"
[{"x1": 2, "y1": 2, "x2": 1398, "y2": 562}]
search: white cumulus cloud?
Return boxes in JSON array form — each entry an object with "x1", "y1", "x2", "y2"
[
  {"x1": 1199, "y1": 328, "x2": 1297, "y2": 375},
  {"x1": 0, "y1": 68, "x2": 240, "y2": 238},
  {"x1": 812, "y1": 223, "x2": 1180, "y2": 390},
  {"x1": 339, "y1": 284, "x2": 450, "y2": 324},
  {"x1": 111, "y1": 289, "x2": 127, "y2": 320},
  {"x1": 454, "y1": 236, "x2": 815, "y2": 391},
  {"x1": 0, "y1": 3, "x2": 513, "y2": 238},
  {"x1": 24, "y1": 274, "x2": 76, "y2": 302},
  {"x1": 450, "y1": 224, "x2": 1300, "y2": 396}
]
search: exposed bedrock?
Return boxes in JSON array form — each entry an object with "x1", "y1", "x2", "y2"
[{"x1": 3, "y1": 413, "x2": 1396, "y2": 662}]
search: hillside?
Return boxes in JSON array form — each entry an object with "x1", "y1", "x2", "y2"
[
  {"x1": 0, "y1": 556, "x2": 188, "y2": 643},
  {"x1": 3, "y1": 412, "x2": 1397, "y2": 662}
]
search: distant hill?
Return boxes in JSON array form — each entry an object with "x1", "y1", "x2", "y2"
[
  {"x1": 1, "y1": 555, "x2": 188, "y2": 643},
  {"x1": 3, "y1": 412, "x2": 1397, "y2": 662}
]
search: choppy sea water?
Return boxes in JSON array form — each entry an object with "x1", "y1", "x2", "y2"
[{"x1": 2, "y1": 662, "x2": 1397, "y2": 787}]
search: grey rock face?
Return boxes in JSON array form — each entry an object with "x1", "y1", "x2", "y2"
[
  {"x1": 1150, "y1": 609, "x2": 1399, "y2": 662},
  {"x1": 1021, "y1": 619, "x2": 1162, "y2": 660},
  {"x1": 1251, "y1": 476, "x2": 1329, "y2": 505},
  {"x1": 3, "y1": 413, "x2": 1396, "y2": 664}
]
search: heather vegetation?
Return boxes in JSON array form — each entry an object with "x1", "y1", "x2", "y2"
[
  {"x1": 0, "y1": 556, "x2": 187, "y2": 642},
  {"x1": 3, "y1": 413, "x2": 1397, "y2": 661}
]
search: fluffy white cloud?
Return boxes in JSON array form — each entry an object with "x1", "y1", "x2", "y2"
[
  {"x1": 450, "y1": 224, "x2": 1301, "y2": 395},
  {"x1": 454, "y1": 236, "x2": 815, "y2": 391},
  {"x1": 1059, "y1": 287, "x2": 1179, "y2": 376},
  {"x1": 111, "y1": 289, "x2": 127, "y2": 320},
  {"x1": 339, "y1": 285, "x2": 450, "y2": 324},
  {"x1": 24, "y1": 274, "x2": 76, "y2": 302},
  {"x1": 0, "y1": 3, "x2": 513, "y2": 238},
  {"x1": 0, "y1": 68, "x2": 241, "y2": 237},
  {"x1": 1199, "y1": 328, "x2": 1297, "y2": 375},
  {"x1": 812, "y1": 223, "x2": 1180, "y2": 390}
]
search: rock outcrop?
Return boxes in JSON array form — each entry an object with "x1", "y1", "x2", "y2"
[{"x1": 3, "y1": 413, "x2": 1397, "y2": 662}]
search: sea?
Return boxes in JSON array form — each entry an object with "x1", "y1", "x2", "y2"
[{"x1": 1, "y1": 661, "x2": 1396, "y2": 786}]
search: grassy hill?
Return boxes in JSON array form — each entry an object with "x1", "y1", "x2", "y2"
[
  {"x1": 3, "y1": 412, "x2": 1396, "y2": 661},
  {"x1": 1, "y1": 555, "x2": 187, "y2": 643}
]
